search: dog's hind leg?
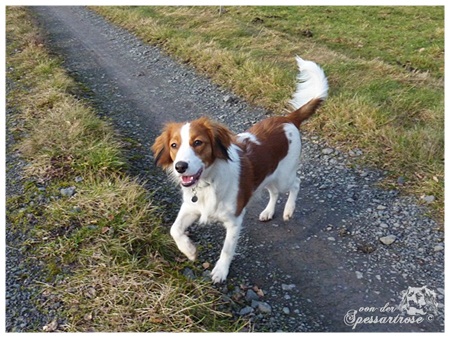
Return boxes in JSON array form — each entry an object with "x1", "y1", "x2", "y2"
[
  {"x1": 259, "y1": 185, "x2": 279, "y2": 221},
  {"x1": 283, "y1": 176, "x2": 300, "y2": 221},
  {"x1": 170, "y1": 204, "x2": 200, "y2": 261},
  {"x1": 211, "y1": 214, "x2": 244, "y2": 283}
]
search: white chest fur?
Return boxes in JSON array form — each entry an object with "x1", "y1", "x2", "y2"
[{"x1": 181, "y1": 144, "x2": 241, "y2": 224}]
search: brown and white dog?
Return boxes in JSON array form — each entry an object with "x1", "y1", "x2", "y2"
[{"x1": 152, "y1": 57, "x2": 328, "y2": 283}]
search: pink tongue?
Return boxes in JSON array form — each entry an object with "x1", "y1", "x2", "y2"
[{"x1": 182, "y1": 176, "x2": 194, "y2": 184}]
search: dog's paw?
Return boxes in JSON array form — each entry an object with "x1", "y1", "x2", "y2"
[
  {"x1": 259, "y1": 209, "x2": 274, "y2": 222},
  {"x1": 283, "y1": 209, "x2": 294, "y2": 221},
  {"x1": 283, "y1": 203, "x2": 295, "y2": 221},
  {"x1": 177, "y1": 241, "x2": 197, "y2": 261},
  {"x1": 184, "y1": 246, "x2": 197, "y2": 261},
  {"x1": 211, "y1": 260, "x2": 229, "y2": 284}
]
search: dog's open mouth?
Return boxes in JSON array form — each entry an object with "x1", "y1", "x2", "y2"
[{"x1": 180, "y1": 168, "x2": 203, "y2": 187}]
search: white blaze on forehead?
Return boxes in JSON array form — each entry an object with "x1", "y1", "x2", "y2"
[
  {"x1": 180, "y1": 123, "x2": 191, "y2": 147},
  {"x1": 174, "y1": 122, "x2": 204, "y2": 176},
  {"x1": 176, "y1": 123, "x2": 193, "y2": 161}
]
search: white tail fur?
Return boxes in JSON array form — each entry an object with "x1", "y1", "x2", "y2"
[{"x1": 289, "y1": 56, "x2": 329, "y2": 110}]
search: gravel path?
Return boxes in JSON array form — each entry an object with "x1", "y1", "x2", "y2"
[
  {"x1": 6, "y1": 6, "x2": 444, "y2": 332},
  {"x1": 5, "y1": 95, "x2": 56, "y2": 331}
]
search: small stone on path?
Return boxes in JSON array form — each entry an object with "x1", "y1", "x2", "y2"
[{"x1": 379, "y1": 235, "x2": 397, "y2": 245}]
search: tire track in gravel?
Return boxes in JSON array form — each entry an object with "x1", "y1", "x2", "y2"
[{"x1": 26, "y1": 6, "x2": 444, "y2": 332}]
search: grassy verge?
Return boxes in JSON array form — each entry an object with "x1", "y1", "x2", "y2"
[
  {"x1": 91, "y1": 6, "x2": 444, "y2": 221},
  {"x1": 6, "y1": 7, "x2": 244, "y2": 332}
]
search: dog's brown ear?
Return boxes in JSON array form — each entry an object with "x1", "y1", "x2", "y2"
[
  {"x1": 151, "y1": 126, "x2": 173, "y2": 168},
  {"x1": 193, "y1": 117, "x2": 233, "y2": 161},
  {"x1": 210, "y1": 120, "x2": 233, "y2": 161}
]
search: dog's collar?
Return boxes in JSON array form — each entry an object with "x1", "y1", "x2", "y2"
[
  {"x1": 190, "y1": 180, "x2": 211, "y2": 203},
  {"x1": 191, "y1": 188, "x2": 198, "y2": 203}
]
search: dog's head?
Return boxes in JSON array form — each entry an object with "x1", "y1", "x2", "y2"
[
  {"x1": 398, "y1": 286, "x2": 438, "y2": 315},
  {"x1": 151, "y1": 117, "x2": 233, "y2": 187}
]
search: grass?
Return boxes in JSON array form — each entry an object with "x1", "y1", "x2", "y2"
[
  {"x1": 6, "y1": 6, "x2": 245, "y2": 332},
  {"x1": 91, "y1": 6, "x2": 444, "y2": 220}
]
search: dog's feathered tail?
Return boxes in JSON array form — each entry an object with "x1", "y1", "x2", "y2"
[{"x1": 287, "y1": 56, "x2": 328, "y2": 128}]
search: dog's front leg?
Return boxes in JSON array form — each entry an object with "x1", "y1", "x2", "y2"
[
  {"x1": 170, "y1": 203, "x2": 200, "y2": 261},
  {"x1": 211, "y1": 214, "x2": 244, "y2": 283}
]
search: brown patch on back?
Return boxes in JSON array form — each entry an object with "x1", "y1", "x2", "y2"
[
  {"x1": 235, "y1": 118, "x2": 290, "y2": 215},
  {"x1": 235, "y1": 153, "x2": 254, "y2": 216},
  {"x1": 236, "y1": 97, "x2": 324, "y2": 208}
]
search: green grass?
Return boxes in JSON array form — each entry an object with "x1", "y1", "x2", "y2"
[
  {"x1": 6, "y1": 6, "x2": 245, "y2": 332},
  {"x1": 238, "y1": 7, "x2": 443, "y2": 77},
  {"x1": 91, "y1": 6, "x2": 444, "y2": 220}
]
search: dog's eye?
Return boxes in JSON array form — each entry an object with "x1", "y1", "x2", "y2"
[
  {"x1": 170, "y1": 142, "x2": 177, "y2": 149},
  {"x1": 193, "y1": 140, "x2": 203, "y2": 147}
]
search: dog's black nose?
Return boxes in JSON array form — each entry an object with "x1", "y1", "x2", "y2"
[{"x1": 175, "y1": 161, "x2": 189, "y2": 173}]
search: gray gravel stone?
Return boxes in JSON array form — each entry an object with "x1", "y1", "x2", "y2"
[
  {"x1": 223, "y1": 95, "x2": 237, "y2": 104},
  {"x1": 321, "y1": 148, "x2": 334, "y2": 155},
  {"x1": 434, "y1": 245, "x2": 444, "y2": 252},
  {"x1": 239, "y1": 306, "x2": 254, "y2": 316},
  {"x1": 251, "y1": 300, "x2": 272, "y2": 314},
  {"x1": 422, "y1": 195, "x2": 435, "y2": 204},
  {"x1": 379, "y1": 235, "x2": 397, "y2": 245},
  {"x1": 281, "y1": 284, "x2": 296, "y2": 291},
  {"x1": 245, "y1": 289, "x2": 260, "y2": 302},
  {"x1": 60, "y1": 186, "x2": 76, "y2": 197},
  {"x1": 348, "y1": 149, "x2": 363, "y2": 157},
  {"x1": 182, "y1": 267, "x2": 195, "y2": 280}
]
